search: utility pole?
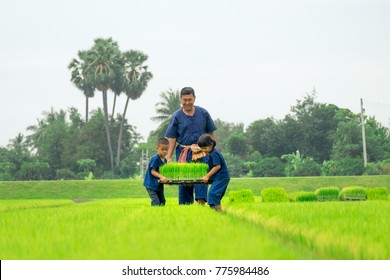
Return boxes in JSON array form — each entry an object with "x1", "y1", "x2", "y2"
[
  {"x1": 140, "y1": 150, "x2": 149, "y2": 178},
  {"x1": 360, "y1": 98, "x2": 368, "y2": 167}
]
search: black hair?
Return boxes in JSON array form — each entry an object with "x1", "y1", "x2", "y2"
[
  {"x1": 180, "y1": 87, "x2": 195, "y2": 97},
  {"x1": 157, "y1": 137, "x2": 169, "y2": 146},
  {"x1": 197, "y1": 134, "x2": 216, "y2": 148}
]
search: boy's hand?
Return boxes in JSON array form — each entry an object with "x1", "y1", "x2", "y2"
[
  {"x1": 160, "y1": 176, "x2": 169, "y2": 183},
  {"x1": 201, "y1": 176, "x2": 209, "y2": 183}
]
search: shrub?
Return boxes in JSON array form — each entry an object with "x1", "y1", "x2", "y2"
[
  {"x1": 55, "y1": 168, "x2": 78, "y2": 180},
  {"x1": 293, "y1": 159, "x2": 321, "y2": 176},
  {"x1": 252, "y1": 157, "x2": 285, "y2": 177},
  {"x1": 15, "y1": 162, "x2": 53, "y2": 180},
  {"x1": 291, "y1": 191, "x2": 318, "y2": 202},
  {"x1": 261, "y1": 187, "x2": 289, "y2": 203},
  {"x1": 322, "y1": 158, "x2": 365, "y2": 176},
  {"x1": 366, "y1": 187, "x2": 389, "y2": 201},
  {"x1": 339, "y1": 186, "x2": 367, "y2": 201},
  {"x1": 228, "y1": 189, "x2": 255, "y2": 203},
  {"x1": 315, "y1": 187, "x2": 340, "y2": 201}
]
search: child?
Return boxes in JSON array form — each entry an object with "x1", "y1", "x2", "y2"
[
  {"x1": 143, "y1": 138, "x2": 170, "y2": 206},
  {"x1": 197, "y1": 134, "x2": 230, "y2": 212}
]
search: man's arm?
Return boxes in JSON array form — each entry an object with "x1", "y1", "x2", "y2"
[
  {"x1": 166, "y1": 137, "x2": 177, "y2": 163},
  {"x1": 208, "y1": 131, "x2": 216, "y2": 142}
]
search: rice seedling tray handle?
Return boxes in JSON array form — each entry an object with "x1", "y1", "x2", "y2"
[{"x1": 159, "y1": 179, "x2": 212, "y2": 185}]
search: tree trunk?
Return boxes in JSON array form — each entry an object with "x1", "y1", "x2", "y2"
[
  {"x1": 85, "y1": 95, "x2": 89, "y2": 122},
  {"x1": 111, "y1": 93, "x2": 117, "y2": 119},
  {"x1": 103, "y1": 90, "x2": 114, "y2": 172},
  {"x1": 115, "y1": 96, "x2": 130, "y2": 169}
]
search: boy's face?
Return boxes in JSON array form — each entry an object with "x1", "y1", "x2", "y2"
[
  {"x1": 157, "y1": 144, "x2": 169, "y2": 158},
  {"x1": 200, "y1": 146, "x2": 213, "y2": 155}
]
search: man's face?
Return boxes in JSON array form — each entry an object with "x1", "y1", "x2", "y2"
[{"x1": 180, "y1": 94, "x2": 195, "y2": 112}]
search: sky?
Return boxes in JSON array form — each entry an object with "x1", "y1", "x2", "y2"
[{"x1": 1, "y1": 0, "x2": 390, "y2": 147}]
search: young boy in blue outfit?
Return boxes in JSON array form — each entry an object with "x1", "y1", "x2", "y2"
[
  {"x1": 143, "y1": 138, "x2": 170, "y2": 206},
  {"x1": 197, "y1": 134, "x2": 230, "y2": 212}
]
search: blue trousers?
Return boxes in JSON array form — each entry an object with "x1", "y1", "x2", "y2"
[
  {"x1": 146, "y1": 188, "x2": 166, "y2": 206},
  {"x1": 207, "y1": 178, "x2": 230, "y2": 207},
  {"x1": 179, "y1": 184, "x2": 208, "y2": 205}
]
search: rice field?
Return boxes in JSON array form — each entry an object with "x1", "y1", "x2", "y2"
[
  {"x1": 0, "y1": 198, "x2": 303, "y2": 260},
  {"x1": 1, "y1": 197, "x2": 390, "y2": 260},
  {"x1": 1, "y1": 176, "x2": 390, "y2": 260}
]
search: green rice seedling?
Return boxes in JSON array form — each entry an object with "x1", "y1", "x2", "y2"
[
  {"x1": 340, "y1": 186, "x2": 367, "y2": 201},
  {"x1": 366, "y1": 187, "x2": 389, "y2": 201},
  {"x1": 159, "y1": 163, "x2": 209, "y2": 180},
  {"x1": 228, "y1": 189, "x2": 255, "y2": 203},
  {"x1": 261, "y1": 187, "x2": 289, "y2": 203},
  {"x1": 291, "y1": 191, "x2": 318, "y2": 202},
  {"x1": 224, "y1": 200, "x2": 390, "y2": 259},
  {"x1": 315, "y1": 186, "x2": 340, "y2": 202},
  {"x1": 0, "y1": 198, "x2": 301, "y2": 260}
]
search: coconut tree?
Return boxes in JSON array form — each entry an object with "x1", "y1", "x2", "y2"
[
  {"x1": 150, "y1": 88, "x2": 180, "y2": 139},
  {"x1": 77, "y1": 38, "x2": 124, "y2": 172},
  {"x1": 68, "y1": 57, "x2": 95, "y2": 122},
  {"x1": 115, "y1": 50, "x2": 153, "y2": 169}
]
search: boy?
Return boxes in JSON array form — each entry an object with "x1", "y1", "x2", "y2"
[
  {"x1": 143, "y1": 138, "x2": 170, "y2": 206},
  {"x1": 197, "y1": 134, "x2": 230, "y2": 212}
]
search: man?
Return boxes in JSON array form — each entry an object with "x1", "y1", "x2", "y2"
[{"x1": 165, "y1": 87, "x2": 217, "y2": 205}]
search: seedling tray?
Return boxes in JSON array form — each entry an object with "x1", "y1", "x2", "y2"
[{"x1": 159, "y1": 179, "x2": 212, "y2": 185}]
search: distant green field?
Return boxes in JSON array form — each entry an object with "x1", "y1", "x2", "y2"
[
  {"x1": 1, "y1": 176, "x2": 389, "y2": 260},
  {"x1": 1, "y1": 175, "x2": 389, "y2": 199}
]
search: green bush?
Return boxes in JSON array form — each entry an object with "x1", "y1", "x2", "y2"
[
  {"x1": 315, "y1": 187, "x2": 340, "y2": 201},
  {"x1": 293, "y1": 159, "x2": 321, "y2": 177},
  {"x1": 55, "y1": 168, "x2": 78, "y2": 180},
  {"x1": 228, "y1": 189, "x2": 255, "y2": 203},
  {"x1": 15, "y1": 162, "x2": 53, "y2": 180},
  {"x1": 252, "y1": 157, "x2": 285, "y2": 177},
  {"x1": 322, "y1": 158, "x2": 365, "y2": 176},
  {"x1": 339, "y1": 186, "x2": 367, "y2": 201},
  {"x1": 261, "y1": 187, "x2": 289, "y2": 203},
  {"x1": 366, "y1": 187, "x2": 389, "y2": 201}
]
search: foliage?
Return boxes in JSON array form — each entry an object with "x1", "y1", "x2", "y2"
[
  {"x1": 222, "y1": 153, "x2": 247, "y2": 177},
  {"x1": 366, "y1": 187, "x2": 389, "y2": 201},
  {"x1": 321, "y1": 158, "x2": 365, "y2": 176},
  {"x1": 228, "y1": 189, "x2": 255, "y2": 203},
  {"x1": 252, "y1": 157, "x2": 285, "y2": 177},
  {"x1": 339, "y1": 186, "x2": 367, "y2": 201},
  {"x1": 15, "y1": 162, "x2": 52, "y2": 180},
  {"x1": 225, "y1": 132, "x2": 250, "y2": 157},
  {"x1": 315, "y1": 187, "x2": 340, "y2": 202},
  {"x1": 214, "y1": 119, "x2": 245, "y2": 153},
  {"x1": 55, "y1": 168, "x2": 78, "y2": 180},
  {"x1": 261, "y1": 187, "x2": 289, "y2": 202},
  {"x1": 149, "y1": 88, "x2": 180, "y2": 141}
]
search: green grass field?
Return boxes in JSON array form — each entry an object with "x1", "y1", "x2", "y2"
[{"x1": 1, "y1": 176, "x2": 390, "y2": 260}]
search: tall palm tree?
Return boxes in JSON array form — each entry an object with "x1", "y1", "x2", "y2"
[
  {"x1": 115, "y1": 50, "x2": 153, "y2": 169},
  {"x1": 68, "y1": 57, "x2": 95, "y2": 122},
  {"x1": 79, "y1": 38, "x2": 124, "y2": 172},
  {"x1": 150, "y1": 88, "x2": 180, "y2": 139}
]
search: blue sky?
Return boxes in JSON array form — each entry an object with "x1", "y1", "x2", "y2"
[{"x1": 1, "y1": 0, "x2": 389, "y2": 146}]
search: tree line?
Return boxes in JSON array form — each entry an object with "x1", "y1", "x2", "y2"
[
  {"x1": 0, "y1": 37, "x2": 389, "y2": 180},
  {"x1": 1, "y1": 89, "x2": 389, "y2": 181}
]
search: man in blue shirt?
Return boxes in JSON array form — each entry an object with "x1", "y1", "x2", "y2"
[{"x1": 165, "y1": 87, "x2": 217, "y2": 205}]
